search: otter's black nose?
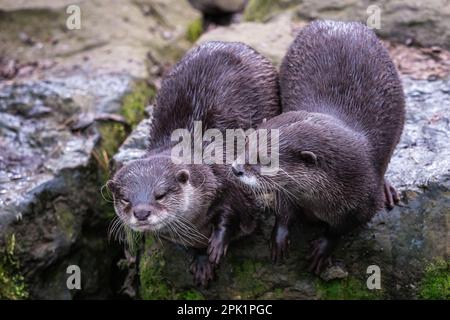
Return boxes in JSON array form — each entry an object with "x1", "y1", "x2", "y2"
[
  {"x1": 232, "y1": 163, "x2": 244, "y2": 176},
  {"x1": 134, "y1": 209, "x2": 151, "y2": 221}
]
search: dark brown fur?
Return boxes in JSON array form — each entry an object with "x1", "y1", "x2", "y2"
[
  {"x1": 233, "y1": 21, "x2": 405, "y2": 273},
  {"x1": 149, "y1": 41, "x2": 280, "y2": 152},
  {"x1": 108, "y1": 41, "x2": 280, "y2": 286}
]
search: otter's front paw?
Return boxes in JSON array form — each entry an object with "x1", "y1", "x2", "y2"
[
  {"x1": 270, "y1": 224, "x2": 290, "y2": 263},
  {"x1": 308, "y1": 238, "x2": 335, "y2": 275},
  {"x1": 190, "y1": 255, "x2": 215, "y2": 288},
  {"x1": 207, "y1": 233, "x2": 229, "y2": 265}
]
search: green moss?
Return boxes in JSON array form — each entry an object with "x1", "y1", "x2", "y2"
[
  {"x1": 139, "y1": 236, "x2": 173, "y2": 300},
  {"x1": 243, "y1": 0, "x2": 274, "y2": 22},
  {"x1": 0, "y1": 234, "x2": 28, "y2": 300},
  {"x1": 272, "y1": 288, "x2": 284, "y2": 299},
  {"x1": 121, "y1": 81, "x2": 155, "y2": 129},
  {"x1": 419, "y1": 258, "x2": 449, "y2": 300},
  {"x1": 244, "y1": 0, "x2": 300, "y2": 22},
  {"x1": 233, "y1": 259, "x2": 268, "y2": 299},
  {"x1": 176, "y1": 289, "x2": 204, "y2": 300},
  {"x1": 186, "y1": 18, "x2": 203, "y2": 43},
  {"x1": 97, "y1": 123, "x2": 128, "y2": 162},
  {"x1": 54, "y1": 204, "x2": 76, "y2": 241},
  {"x1": 316, "y1": 277, "x2": 382, "y2": 300}
]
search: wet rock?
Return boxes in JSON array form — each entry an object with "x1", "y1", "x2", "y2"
[
  {"x1": 320, "y1": 264, "x2": 349, "y2": 282},
  {"x1": 0, "y1": 73, "x2": 131, "y2": 299},
  {"x1": 112, "y1": 118, "x2": 152, "y2": 170}
]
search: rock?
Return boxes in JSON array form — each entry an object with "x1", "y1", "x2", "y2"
[
  {"x1": 244, "y1": 0, "x2": 450, "y2": 50},
  {"x1": 197, "y1": 13, "x2": 296, "y2": 67},
  {"x1": 320, "y1": 264, "x2": 349, "y2": 282},
  {"x1": 112, "y1": 118, "x2": 152, "y2": 169},
  {"x1": 0, "y1": 0, "x2": 199, "y2": 79},
  {"x1": 114, "y1": 20, "x2": 450, "y2": 300},
  {"x1": 0, "y1": 0, "x2": 198, "y2": 299},
  {"x1": 0, "y1": 73, "x2": 132, "y2": 299}
]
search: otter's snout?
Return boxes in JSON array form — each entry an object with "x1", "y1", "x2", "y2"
[
  {"x1": 133, "y1": 205, "x2": 152, "y2": 221},
  {"x1": 232, "y1": 163, "x2": 244, "y2": 176}
]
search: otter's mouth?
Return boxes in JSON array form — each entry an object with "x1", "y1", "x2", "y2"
[
  {"x1": 128, "y1": 218, "x2": 169, "y2": 232},
  {"x1": 236, "y1": 174, "x2": 259, "y2": 187},
  {"x1": 231, "y1": 162, "x2": 260, "y2": 187},
  {"x1": 128, "y1": 223, "x2": 165, "y2": 232}
]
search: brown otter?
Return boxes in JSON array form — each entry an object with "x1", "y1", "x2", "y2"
[
  {"x1": 232, "y1": 20, "x2": 405, "y2": 274},
  {"x1": 108, "y1": 41, "x2": 280, "y2": 286}
]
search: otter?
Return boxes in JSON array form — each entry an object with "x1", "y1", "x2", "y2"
[
  {"x1": 108, "y1": 41, "x2": 280, "y2": 286},
  {"x1": 232, "y1": 21, "x2": 405, "y2": 274}
]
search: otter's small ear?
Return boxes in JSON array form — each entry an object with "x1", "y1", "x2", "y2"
[
  {"x1": 176, "y1": 169, "x2": 190, "y2": 184},
  {"x1": 300, "y1": 151, "x2": 318, "y2": 166},
  {"x1": 106, "y1": 180, "x2": 117, "y2": 193}
]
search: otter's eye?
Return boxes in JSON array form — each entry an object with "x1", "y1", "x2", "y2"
[
  {"x1": 120, "y1": 199, "x2": 130, "y2": 206},
  {"x1": 154, "y1": 192, "x2": 167, "y2": 201}
]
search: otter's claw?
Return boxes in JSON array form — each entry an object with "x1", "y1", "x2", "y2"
[
  {"x1": 308, "y1": 238, "x2": 335, "y2": 275},
  {"x1": 208, "y1": 234, "x2": 229, "y2": 265},
  {"x1": 270, "y1": 224, "x2": 290, "y2": 263},
  {"x1": 207, "y1": 224, "x2": 230, "y2": 266},
  {"x1": 384, "y1": 179, "x2": 400, "y2": 210},
  {"x1": 190, "y1": 255, "x2": 215, "y2": 288}
]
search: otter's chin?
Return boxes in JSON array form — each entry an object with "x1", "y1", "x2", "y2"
[
  {"x1": 128, "y1": 220, "x2": 168, "y2": 232},
  {"x1": 127, "y1": 211, "x2": 171, "y2": 232}
]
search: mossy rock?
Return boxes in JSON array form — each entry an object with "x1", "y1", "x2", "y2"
[
  {"x1": 0, "y1": 235, "x2": 28, "y2": 300},
  {"x1": 231, "y1": 259, "x2": 269, "y2": 299},
  {"x1": 121, "y1": 81, "x2": 156, "y2": 130},
  {"x1": 186, "y1": 18, "x2": 204, "y2": 43},
  {"x1": 419, "y1": 258, "x2": 449, "y2": 300},
  {"x1": 315, "y1": 277, "x2": 382, "y2": 300},
  {"x1": 243, "y1": 0, "x2": 299, "y2": 22}
]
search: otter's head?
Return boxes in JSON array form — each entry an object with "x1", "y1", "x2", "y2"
[
  {"x1": 231, "y1": 111, "x2": 368, "y2": 199},
  {"x1": 107, "y1": 156, "x2": 195, "y2": 232}
]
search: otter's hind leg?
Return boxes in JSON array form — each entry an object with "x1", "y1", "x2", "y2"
[
  {"x1": 189, "y1": 249, "x2": 215, "y2": 288},
  {"x1": 270, "y1": 199, "x2": 296, "y2": 263},
  {"x1": 207, "y1": 212, "x2": 235, "y2": 266},
  {"x1": 271, "y1": 215, "x2": 291, "y2": 263},
  {"x1": 308, "y1": 232, "x2": 338, "y2": 275},
  {"x1": 308, "y1": 215, "x2": 360, "y2": 275},
  {"x1": 383, "y1": 179, "x2": 400, "y2": 210}
]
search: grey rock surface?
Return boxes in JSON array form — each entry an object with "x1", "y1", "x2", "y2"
[{"x1": 0, "y1": 72, "x2": 132, "y2": 299}]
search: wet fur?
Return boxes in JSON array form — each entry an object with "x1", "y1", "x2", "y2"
[
  {"x1": 149, "y1": 41, "x2": 280, "y2": 152},
  {"x1": 237, "y1": 21, "x2": 405, "y2": 271}
]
